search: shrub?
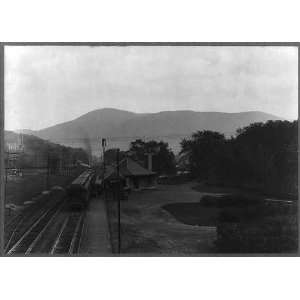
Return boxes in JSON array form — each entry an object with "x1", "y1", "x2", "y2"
[
  {"x1": 200, "y1": 193, "x2": 263, "y2": 208},
  {"x1": 216, "y1": 214, "x2": 298, "y2": 253}
]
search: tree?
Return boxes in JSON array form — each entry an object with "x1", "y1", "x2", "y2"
[
  {"x1": 129, "y1": 139, "x2": 176, "y2": 175},
  {"x1": 180, "y1": 131, "x2": 227, "y2": 181},
  {"x1": 234, "y1": 120, "x2": 298, "y2": 195},
  {"x1": 180, "y1": 121, "x2": 298, "y2": 197}
]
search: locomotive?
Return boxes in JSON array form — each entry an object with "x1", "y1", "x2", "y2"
[{"x1": 66, "y1": 170, "x2": 95, "y2": 209}]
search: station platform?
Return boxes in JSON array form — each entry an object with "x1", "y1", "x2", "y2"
[{"x1": 79, "y1": 196, "x2": 111, "y2": 255}]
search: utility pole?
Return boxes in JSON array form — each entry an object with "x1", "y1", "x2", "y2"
[
  {"x1": 101, "y1": 138, "x2": 107, "y2": 198},
  {"x1": 46, "y1": 150, "x2": 50, "y2": 190},
  {"x1": 116, "y1": 148, "x2": 121, "y2": 253},
  {"x1": 60, "y1": 150, "x2": 63, "y2": 176}
]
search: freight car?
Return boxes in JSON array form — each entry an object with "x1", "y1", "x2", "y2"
[{"x1": 66, "y1": 170, "x2": 95, "y2": 209}]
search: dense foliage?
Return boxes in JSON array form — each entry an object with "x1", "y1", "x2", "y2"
[
  {"x1": 180, "y1": 120, "x2": 298, "y2": 197},
  {"x1": 129, "y1": 139, "x2": 176, "y2": 175}
]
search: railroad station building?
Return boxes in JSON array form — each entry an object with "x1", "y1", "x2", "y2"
[{"x1": 101, "y1": 157, "x2": 157, "y2": 190}]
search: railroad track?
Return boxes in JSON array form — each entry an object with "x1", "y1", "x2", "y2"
[
  {"x1": 5, "y1": 169, "x2": 90, "y2": 255},
  {"x1": 50, "y1": 211, "x2": 85, "y2": 255},
  {"x1": 6, "y1": 202, "x2": 65, "y2": 255},
  {"x1": 5, "y1": 197, "x2": 64, "y2": 253}
]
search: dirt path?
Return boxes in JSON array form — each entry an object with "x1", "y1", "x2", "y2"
[{"x1": 116, "y1": 183, "x2": 218, "y2": 254}]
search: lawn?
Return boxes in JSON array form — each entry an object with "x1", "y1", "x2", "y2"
[
  {"x1": 106, "y1": 182, "x2": 217, "y2": 254},
  {"x1": 106, "y1": 182, "x2": 298, "y2": 254}
]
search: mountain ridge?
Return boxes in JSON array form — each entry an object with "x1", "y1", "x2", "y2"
[{"x1": 14, "y1": 108, "x2": 284, "y2": 153}]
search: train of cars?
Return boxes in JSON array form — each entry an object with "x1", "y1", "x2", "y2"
[
  {"x1": 66, "y1": 169, "x2": 96, "y2": 209},
  {"x1": 65, "y1": 164, "x2": 129, "y2": 209}
]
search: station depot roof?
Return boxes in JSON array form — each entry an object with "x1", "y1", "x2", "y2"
[{"x1": 96, "y1": 157, "x2": 156, "y2": 184}]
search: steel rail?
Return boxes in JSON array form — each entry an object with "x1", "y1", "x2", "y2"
[
  {"x1": 5, "y1": 198, "x2": 64, "y2": 252},
  {"x1": 6, "y1": 203, "x2": 63, "y2": 255},
  {"x1": 50, "y1": 216, "x2": 70, "y2": 255},
  {"x1": 4, "y1": 215, "x2": 27, "y2": 253},
  {"x1": 25, "y1": 206, "x2": 63, "y2": 255},
  {"x1": 77, "y1": 215, "x2": 86, "y2": 254},
  {"x1": 68, "y1": 213, "x2": 84, "y2": 255}
]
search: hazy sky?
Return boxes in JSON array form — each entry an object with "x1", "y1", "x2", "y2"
[{"x1": 5, "y1": 46, "x2": 298, "y2": 131}]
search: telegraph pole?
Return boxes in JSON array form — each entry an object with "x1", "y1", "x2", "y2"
[
  {"x1": 101, "y1": 138, "x2": 107, "y2": 198},
  {"x1": 116, "y1": 148, "x2": 121, "y2": 253},
  {"x1": 46, "y1": 150, "x2": 50, "y2": 190}
]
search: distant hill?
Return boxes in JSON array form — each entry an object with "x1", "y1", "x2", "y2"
[
  {"x1": 17, "y1": 108, "x2": 283, "y2": 154},
  {"x1": 4, "y1": 131, "x2": 89, "y2": 168}
]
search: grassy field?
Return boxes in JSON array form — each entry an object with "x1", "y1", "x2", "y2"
[
  {"x1": 107, "y1": 183, "x2": 217, "y2": 254},
  {"x1": 107, "y1": 182, "x2": 298, "y2": 254}
]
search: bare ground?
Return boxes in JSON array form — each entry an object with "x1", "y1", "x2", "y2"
[{"x1": 108, "y1": 182, "x2": 218, "y2": 254}]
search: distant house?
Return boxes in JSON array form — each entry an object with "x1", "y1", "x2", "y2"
[{"x1": 99, "y1": 157, "x2": 157, "y2": 190}]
